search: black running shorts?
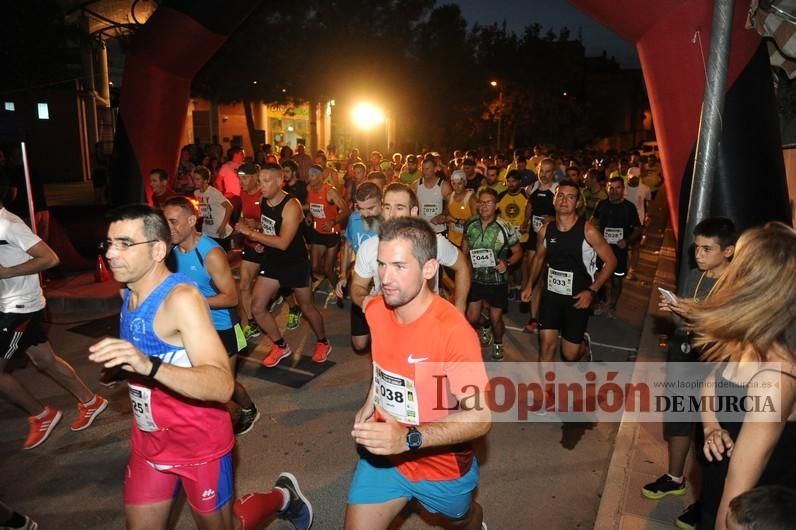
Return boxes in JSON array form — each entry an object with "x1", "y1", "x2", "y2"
[
  {"x1": 538, "y1": 291, "x2": 590, "y2": 344},
  {"x1": 259, "y1": 260, "x2": 312, "y2": 289},
  {"x1": 1, "y1": 310, "x2": 48, "y2": 360}
]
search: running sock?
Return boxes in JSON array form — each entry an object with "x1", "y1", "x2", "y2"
[
  {"x1": 317, "y1": 337, "x2": 328, "y2": 344},
  {"x1": 275, "y1": 338, "x2": 287, "y2": 348},
  {"x1": 82, "y1": 395, "x2": 98, "y2": 406},
  {"x1": 234, "y1": 489, "x2": 289, "y2": 530},
  {"x1": 667, "y1": 474, "x2": 684, "y2": 484},
  {"x1": 34, "y1": 407, "x2": 50, "y2": 419}
]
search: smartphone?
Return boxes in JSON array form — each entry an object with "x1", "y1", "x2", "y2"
[{"x1": 657, "y1": 287, "x2": 678, "y2": 304}]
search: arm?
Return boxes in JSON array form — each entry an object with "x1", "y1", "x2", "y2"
[
  {"x1": 351, "y1": 271, "x2": 373, "y2": 308},
  {"x1": 218, "y1": 197, "x2": 233, "y2": 232},
  {"x1": 447, "y1": 246, "x2": 471, "y2": 314},
  {"x1": 522, "y1": 223, "x2": 548, "y2": 300},
  {"x1": 579, "y1": 222, "x2": 616, "y2": 308},
  {"x1": 203, "y1": 247, "x2": 239, "y2": 308},
  {"x1": 336, "y1": 239, "x2": 353, "y2": 298},
  {"x1": 238, "y1": 198, "x2": 303, "y2": 250},
  {"x1": 496, "y1": 243, "x2": 523, "y2": 275},
  {"x1": 327, "y1": 186, "x2": 350, "y2": 227},
  {"x1": 712, "y1": 370, "x2": 794, "y2": 530},
  {"x1": 0, "y1": 240, "x2": 59, "y2": 279},
  {"x1": 88, "y1": 285, "x2": 234, "y2": 403}
]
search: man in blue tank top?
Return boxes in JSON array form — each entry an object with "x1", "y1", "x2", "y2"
[
  {"x1": 89, "y1": 205, "x2": 312, "y2": 530},
  {"x1": 163, "y1": 197, "x2": 259, "y2": 436}
]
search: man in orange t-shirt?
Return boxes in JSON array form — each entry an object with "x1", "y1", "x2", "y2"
[{"x1": 346, "y1": 217, "x2": 491, "y2": 530}]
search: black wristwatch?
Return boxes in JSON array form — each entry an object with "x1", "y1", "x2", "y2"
[
  {"x1": 587, "y1": 287, "x2": 598, "y2": 296},
  {"x1": 147, "y1": 356, "x2": 163, "y2": 379},
  {"x1": 406, "y1": 426, "x2": 423, "y2": 450}
]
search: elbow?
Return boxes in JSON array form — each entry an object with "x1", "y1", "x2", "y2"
[{"x1": 48, "y1": 254, "x2": 60, "y2": 269}]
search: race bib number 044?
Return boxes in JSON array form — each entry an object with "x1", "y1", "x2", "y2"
[
  {"x1": 373, "y1": 364, "x2": 419, "y2": 425},
  {"x1": 469, "y1": 248, "x2": 496, "y2": 268}
]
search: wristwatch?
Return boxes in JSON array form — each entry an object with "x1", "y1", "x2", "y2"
[{"x1": 406, "y1": 426, "x2": 423, "y2": 450}]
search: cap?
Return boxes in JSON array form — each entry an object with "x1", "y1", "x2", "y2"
[
  {"x1": 308, "y1": 164, "x2": 324, "y2": 176},
  {"x1": 406, "y1": 154, "x2": 418, "y2": 163},
  {"x1": 462, "y1": 158, "x2": 476, "y2": 166},
  {"x1": 451, "y1": 170, "x2": 466, "y2": 183},
  {"x1": 237, "y1": 162, "x2": 259, "y2": 175}
]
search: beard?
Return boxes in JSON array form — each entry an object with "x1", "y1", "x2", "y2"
[
  {"x1": 382, "y1": 280, "x2": 423, "y2": 309},
  {"x1": 362, "y1": 215, "x2": 380, "y2": 231}
]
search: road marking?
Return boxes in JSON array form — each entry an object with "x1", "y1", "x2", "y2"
[
  {"x1": 239, "y1": 355, "x2": 316, "y2": 376},
  {"x1": 505, "y1": 325, "x2": 637, "y2": 352}
]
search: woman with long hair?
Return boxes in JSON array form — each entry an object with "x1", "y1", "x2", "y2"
[{"x1": 684, "y1": 222, "x2": 796, "y2": 530}]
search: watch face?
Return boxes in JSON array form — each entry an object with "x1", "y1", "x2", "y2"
[{"x1": 407, "y1": 430, "x2": 422, "y2": 449}]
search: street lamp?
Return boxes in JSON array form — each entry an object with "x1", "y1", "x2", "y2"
[
  {"x1": 490, "y1": 80, "x2": 503, "y2": 152},
  {"x1": 352, "y1": 102, "x2": 385, "y2": 130}
]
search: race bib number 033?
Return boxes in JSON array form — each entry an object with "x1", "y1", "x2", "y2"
[
  {"x1": 373, "y1": 364, "x2": 419, "y2": 425},
  {"x1": 547, "y1": 267, "x2": 574, "y2": 296}
]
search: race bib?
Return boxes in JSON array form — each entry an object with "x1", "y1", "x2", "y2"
[
  {"x1": 532, "y1": 215, "x2": 545, "y2": 233},
  {"x1": 309, "y1": 203, "x2": 326, "y2": 219},
  {"x1": 129, "y1": 384, "x2": 159, "y2": 432},
  {"x1": 604, "y1": 227, "x2": 624, "y2": 245},
  {"x1": 423, "y1": 203, "x2": 439, "y2": 219},
  {"x1": 260, "y1": 214, "x2": 276, "y2": 236},
  {"x1": 198, "y1": 202, "x2": 210, "y2": 218},
  {"x1": 547, "y1": 267, "x2": 574, "y2": 296},
  {"x1": 451, "y1": 222, "x2": 464, "y2": 234},
  {"x1": 373, "y1": 364, "x2": 419, "y2": 425},
  {"x1": 470, "y1": 248, "x2": 496, "y2": 268}
]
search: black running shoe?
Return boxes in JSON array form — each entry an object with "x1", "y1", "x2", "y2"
[
  {"x1": 675, "y1": 501, "x2": 700, "y2": 530},
  {"x1": 641, "y1": 474, "x2": 686, "y2": 500},
  {"x1": 234, "y1": 405, "x2": 261, "y2": 436},
  {"x1": 275, "y1": 472, "x2": 313, "y2": 530}
]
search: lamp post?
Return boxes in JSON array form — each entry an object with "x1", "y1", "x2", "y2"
[
  {"x1": 352, "y1": 101, "x2": 385, "y2": 155},
  {"x1": 490, "y1": 80, "x2": 503, "y2": 153}
]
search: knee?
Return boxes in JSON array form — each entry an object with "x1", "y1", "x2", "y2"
[{"x1": 27, "y1": 345, "x2": 56, "y2": 370}]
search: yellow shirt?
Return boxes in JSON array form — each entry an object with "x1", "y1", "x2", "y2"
[
  {"x1": 447, "y1": 190, "x2": 475, "y2": 247},
  {"x1": 498, "y1": 191, "x2": 529, "y2": 243}
]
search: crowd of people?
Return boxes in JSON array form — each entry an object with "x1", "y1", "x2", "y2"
[{"x1": 1, "y1": 139, "x2": 794, "y2": 530}]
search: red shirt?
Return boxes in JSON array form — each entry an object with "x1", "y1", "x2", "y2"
[{"x1": 239, "y1": 188, "x2": 262, "y2": 249}]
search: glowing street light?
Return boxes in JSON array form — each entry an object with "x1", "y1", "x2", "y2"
[
  {"x1": 352, "y1": 102, "x2": 385, "y2": 130},
  {"x1": 490, "y1": 80, "x2": 498, "y2": 87}
]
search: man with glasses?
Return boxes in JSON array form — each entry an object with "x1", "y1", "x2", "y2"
[
  {"x1": 462, "y1": 188, "x2": 522, "y2": 360},
  {"x1": 90, "y1": 204, "x2": 312, "y2": 530},
  {"x1": 0, "y1": 175, "x2": 107, "y2": 450}
]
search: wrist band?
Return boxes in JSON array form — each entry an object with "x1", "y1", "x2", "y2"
[
  {"x1": 587, "y1": 287, "x2": 598, "y2": 295},
  {"x1": 148, "y1": 356, "x2": 162, "y2": 379}
]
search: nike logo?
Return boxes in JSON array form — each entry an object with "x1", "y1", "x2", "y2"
[{"x1": 407, "y1": 354, "x2": 429, "y2": 364}]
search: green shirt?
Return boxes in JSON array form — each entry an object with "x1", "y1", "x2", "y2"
[
  {"x1": 399, "y1": 170, "x2": 421, "y2": 185},
  {"x1": 463, "y1": 217, "x2": 519, "y2": 285}
]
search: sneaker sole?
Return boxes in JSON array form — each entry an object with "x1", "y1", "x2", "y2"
[
  {"x1": 71, "y1": 399, "x2": 109, "y2": 431},
  {"x1": 312, "y1": 345, "x2": 332, "y2": 364},
  {"x1": 278, "y1": 472, "x2": 313, "y2": 529},
  {"x1": 234, "y1": 410, "x2": 261, "y2": 436},
  {"x1": 641, "y1": 487, "x2": 687, "y2": 500},
  {"x1": 25, "y1": 410, "x2": 62, "y2": 450},
  {"x1": 674, "y1": 518, "x2": 697, "y2": 530},
  {"x1": 263, "y1": 348, "x2": 292, "y2": 368}
]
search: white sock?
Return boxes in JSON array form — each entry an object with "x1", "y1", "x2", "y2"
[
  {"x1": 667, "y1": 474, "x2": 684, "y2": 484},
  {"x1": 276, "y1": 487, "x2": 290, "y2": 511},
  {"x1": 35, "y1": 407, "x2": 50, "y2": 419},
  {"x1": 82, "y1": 395, "x2": 98, "y2": 407}
]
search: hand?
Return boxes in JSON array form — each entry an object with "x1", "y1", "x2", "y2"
[
  {"x1": 234, "y1": 221, "x2": 251, "y2": 237},
  {"x1": 703, "y1": 428, "x2": 734, "y2": 462},
  {"x1": 354, "y1": 401, "x2": 375, "y2": 425},
  {"x1": 521, "y1": 284, "x2": 533, "y2": 303},
  {"x1": 616, "y1": 239, "x2": 627, "y2": 249},
  {"x1": 431, "y1": 214, "x2": 446, "y2": 225},
  {"x1": 335, "y1": 278, "x2": 347, "y2": 299},
  {"x1": 88, "y1": 338, "x2": 151, "y2": 375},
  {"x1": 572, "y1": 290, "x2": 594, "y2": 309},
  {"x1": 317, "y1": 220, "x2": 334, "y2": 232},
  {"x1": 351, "y1": 405, "x2": 408, "y2": 455},
  {"x1": 495, "y1": 260, "x2": 508, "y2": 274},
  {"x1": 658, "y1": 294, "x2": 683, "y2": 314}
]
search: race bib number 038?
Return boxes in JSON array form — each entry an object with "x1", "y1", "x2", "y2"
[
  {"x1": 129, "y1": 384, "x2": 159, "y2": 432},
  {"x1": 547, "y1": 267, "x2": 574, "y2": 296},
  {"x1": 373, "y1": 364, "x2": 419, "y2": 425}
]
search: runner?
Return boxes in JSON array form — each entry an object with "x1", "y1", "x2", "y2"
[
  {"x1": 193, "y1": 165, "x2": 234, "y2": 250},
  {"x1": 346, "y1": 217, "x2": 491, "y2": 530},
  {"x1": 522, "y1": 158, "x2": 558, "y2": 332},
  {"x1": 462, "y1": 188, "x2": 523, "y2": 360},
  {"x1": 497, "y1": 170, "x2": 531, "y2": 298},
  {"x1": 89, "y1": 204, "x2": 312, "y2": 530},
  {"x1": 413, "y1": 157, "x2": 452, "y2": 236},
  {"x1": 305, "y1": 164, "x2": 349, "y2": 298},
  {"x1": 281, "y1": 159, "x2": 309, "y2": 329},
  {"x1": 163, "y1": 197, "x2": 259, "y2": 436},
  {"x1": 236, "y1": 163, "x2": 265, "y2": 339},
  {"x1": 522, "y1": 179, "x2": 616, "y2": 365},
  {"x1": 235, "y1": 164, "x2": 332, "y2": 366},
  {"x1": 0, "y1": 176, "x2": 107, "y2": 450},
  {"x1": 445, "y1": 170, "x2": 477, "y2": 248},
  {"x1": 590, "y1": 176, "x2": 642, "y2": 317},
  {"x1": 335, "y1": 182, "x2": 381, "y2": 352},
  {"x1": 477, "y1": 165, "x2": 506, "y2": 195},
  {"x1": 350, "y1": 183, "x2": 471, "y2": 352}
]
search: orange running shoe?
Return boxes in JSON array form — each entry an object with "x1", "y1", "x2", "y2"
[
  {"x1": 311, "y1": 342, "x2": 332, "y2": 363},
  {"x1": 24, "y1": 406, "x2": 62, "y2": 450},
  {"x1": 71, "y1": 395, "x2": 109, "y2": 431},
  {"x1": 263, "y1": 343, "x2": 292, "y2": 368}
]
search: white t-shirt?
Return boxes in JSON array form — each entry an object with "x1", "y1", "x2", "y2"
[
  {"x1": 354, "y1": 233, "x2": 460, "y2": 293},
  {"x1": 194, "y1": 186, "x2": 233, "y2": 239},
  {"x1": 216, "y1": 162, "x2": 241, "y2": 197},
  {"x1": 625, "y1": 183, "x2": 652, "y2": 224},
  {"x1": 0, "y1": 208, "x2": 46, "y2": 313}
]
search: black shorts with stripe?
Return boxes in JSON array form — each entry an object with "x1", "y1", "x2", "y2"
[{"x1": 1, "y1": 309, "x2": 48, "y2": 360}]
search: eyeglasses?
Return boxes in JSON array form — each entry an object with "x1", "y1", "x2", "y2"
[
  {"x1": 477, "y1": 200, "x2": 496, "y2": 206},
  {"x1": 100, "y1": 239, "x2": 158, "y2": 251}
]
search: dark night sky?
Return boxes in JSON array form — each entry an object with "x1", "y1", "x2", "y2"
[{"x1": 450, "y1": 0, "x2": 640, "y2": 68}]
